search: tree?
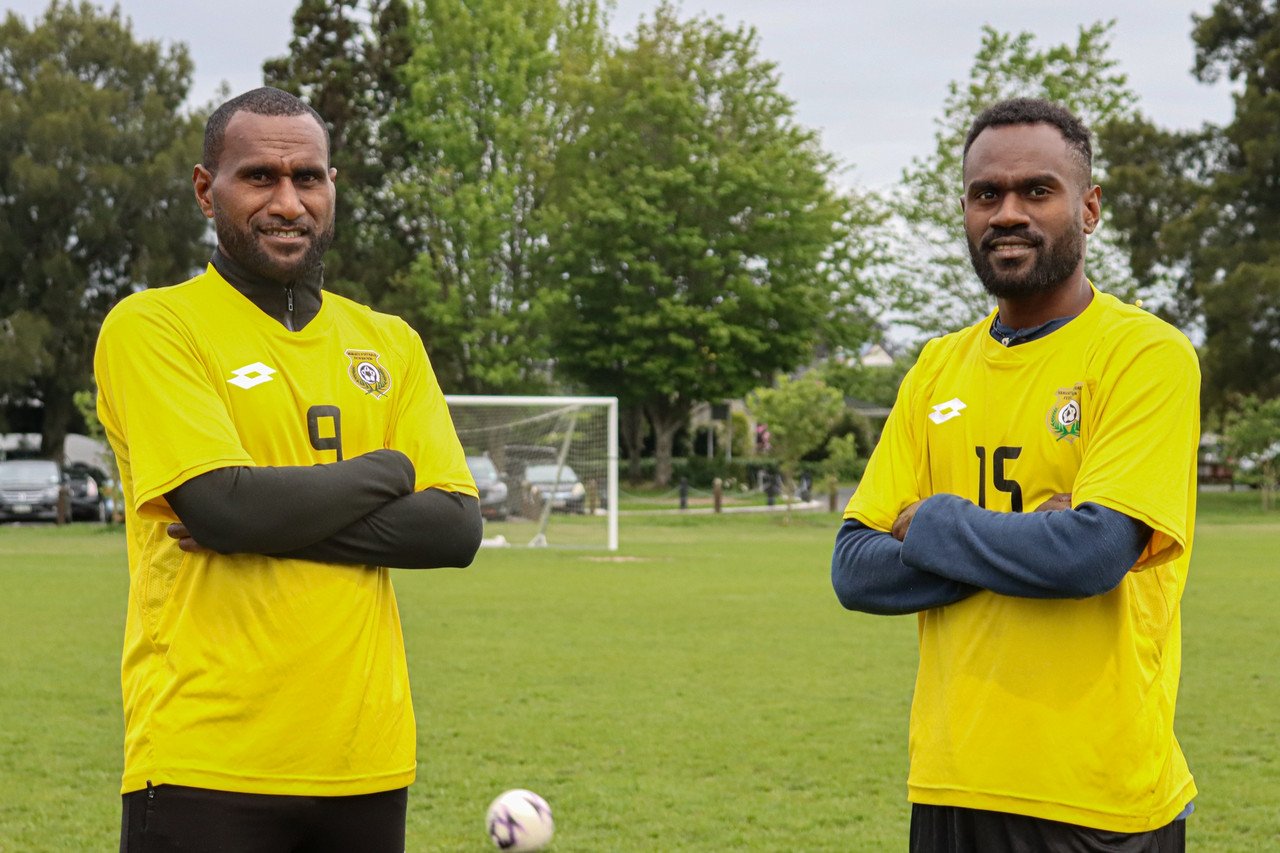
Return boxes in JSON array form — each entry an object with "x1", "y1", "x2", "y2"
[
  {"x1": 746, "y1": 373, "x2": 844, "y2": 512},
  {"x1": 891, "y1": 23, "x2": 1139, "y2": 336},
  {"x1": 1223, "y1": 395, "x2": 1280, "y2": 510},
  {"x1": 387, "y1": 0, "x2": 603, "y2": 393},
  {"x1": 822, "y1": 431, "x2": 865, "y2": 484},
  {"x1": 263, "y1": 0, "x2": 416, "y2": 309},
  {"x1": 0, "y1": 1, "x2": 207, "y2": 460},
  {"x1": 818, "y1": 356, "x2": 910, "y2": 410},
  {"x1": 545, "y1": 3, "x2": 871, "y2": 485},
  {"x1": 1093, "y1": 116, "x2": 1227, "y2": 331},
  {"x1": 1101, "y1": 0, "x2": 1280, "y2": 411}
]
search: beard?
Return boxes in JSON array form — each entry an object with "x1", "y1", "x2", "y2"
[
  {"x1": 967, "y1": 225, "x2": 1085, "y2": 300},
  {"x1": 213, "y1": 209, "x2": 335, "y2": 285}
]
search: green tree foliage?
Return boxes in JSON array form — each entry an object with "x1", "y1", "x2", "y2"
[
  {"x1": 892, "y1": 23, "x2": 1139, "y2": 336},
  {"x1": 1223, "y1": 395, "x2": 1280, "y2": 509},
  {"x1": 545, "y1": 3, "x2": 869, "y2": 485},
  {"x1": 822, "y1": 431, "x2": 865, "y2": 484},
  {"x1": 0, "y1": 311, "x2": 53, "y2": 394},
  {"x1": 0, "y1": 1, "x2": 206, "y2": 459},
  {"x1": 1092, "y1": 119, "x2": 1226, "y2": 330},
  {"x1": 747, "y1": 374, "x2": 844, "y2": 509},
  {"x1": 263, "y1": 0, "x2": 416, "y2": 309},
  {"x1": 1102, "y1": 0, "x2": 1280, "y2": 411},
  {"x1": 818, "y1": 357, "x2": 910, "y2": 410},
  {"x1": 390, "y1": 0, "x2": 603, "y2": 393}
]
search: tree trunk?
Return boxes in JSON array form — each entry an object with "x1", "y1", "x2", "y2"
[
  {"x1": 645, "y1": 401, "x2": 686, "y2": 487},
  {"x1": 619, "y1": 405, "x2": 647, "y2": 483},
  {"x1": 39, "y1": 384, "x2": 73, "y2": 464}
]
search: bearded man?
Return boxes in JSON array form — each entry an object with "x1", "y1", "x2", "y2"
[
  {"x1": 831, "y1": 98, "x2": 1199, "y2": 852},
  {"x1": 96, "y1": 87, "x2": 482, "y2": 852}
]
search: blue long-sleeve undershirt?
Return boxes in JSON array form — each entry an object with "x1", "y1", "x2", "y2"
[
  {"x1": 831, "y1": 518, "x2": 980, "y2": 615},
  {"x1": 832, "y1": 498, "x2": 1152, "y2": 614}
]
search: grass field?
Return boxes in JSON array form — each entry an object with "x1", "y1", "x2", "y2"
[{"x1": 0, "y1": 492, "x2": 1277, "y2": 851}]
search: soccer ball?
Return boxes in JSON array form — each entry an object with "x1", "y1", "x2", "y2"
[{"x1": 486, "y1": 789, "x2": 554, "y2": 851}]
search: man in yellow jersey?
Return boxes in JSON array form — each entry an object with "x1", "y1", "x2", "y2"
[
  {"x1": 831, "y1": 98, "x2": 1199, "y2": 851},
  {"x1": 95, "y1": 87, "x2": 482, "y2": 852}
]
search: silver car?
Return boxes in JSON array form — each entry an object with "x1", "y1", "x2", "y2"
[
  {"x1": 523, "y1": 463, "x2": 587, "y2": 514},
  {"x1": 0, "y1": 459, "x2": 62, "y2": 521},
  {"x1": 466, "y1": 455, "x2": 510, "y2": 521}
]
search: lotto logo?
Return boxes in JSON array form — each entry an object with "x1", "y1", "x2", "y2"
[
  {"x1": 928, "y1": 397, "x2": 967, "y2": 424},
  {"x1": 227, "y1": 362, "x2": 277, "y2": 390}
]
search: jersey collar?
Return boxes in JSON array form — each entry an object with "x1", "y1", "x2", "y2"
[{"x1": 211, "y1": 246, "x2": 324, "y2": 331}]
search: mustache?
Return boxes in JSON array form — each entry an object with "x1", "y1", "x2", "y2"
[
  {"x1": 256, "y1": 217, "x2": 312, "y2": 233},
  {"x1": 981, "y1": 227, "x2": 1043, "y2": 251}
]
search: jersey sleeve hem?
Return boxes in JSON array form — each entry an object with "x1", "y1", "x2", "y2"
[
  {"x1": 843, "y1": 506, "x2": 890, "y2": 532},
  {"x1": 1073, "y1": 493, "x2": 1185, "y2": 572},
  {"x1": 432, "y1": 482, "x2": 479, "y2": 499},
  {"x1": 133, "y1": 456, "x2": 257, "y2": 522}
]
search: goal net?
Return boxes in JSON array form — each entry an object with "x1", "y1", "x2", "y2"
[{"x1": 445, "y1": 395, "x2": 618, "y2": 550}]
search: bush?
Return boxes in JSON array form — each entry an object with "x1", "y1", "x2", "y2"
[{"x1": 678, "y1": 456, "x2": 772, "y2": 490}]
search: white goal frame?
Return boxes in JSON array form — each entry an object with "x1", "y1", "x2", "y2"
[{"x1": 445, "y1": 394, "x2": 619, "y2": 551}]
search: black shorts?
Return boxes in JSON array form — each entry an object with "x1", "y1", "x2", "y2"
[
  {"x1": 910, "y1": 804, "x2": 1186, "y2": 853},
  {"x1": 119, "y1": 783, "x2": 408, "y2": 853}
]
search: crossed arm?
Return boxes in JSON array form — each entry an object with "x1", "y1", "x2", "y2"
[
  {"x1": 831, "y1": 492, "x2": 1152, "y2": 615},
  {"x1": 165, "y1": 449, "x2": 483, "y2": 569}
]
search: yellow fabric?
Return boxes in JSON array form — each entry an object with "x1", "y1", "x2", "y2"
[
  {"x1": 95, "y1": 265, "x2": 475, "y2": 796},
  {"x1": 844, "y1": 288, "x2": 1199, "y2": 832}
]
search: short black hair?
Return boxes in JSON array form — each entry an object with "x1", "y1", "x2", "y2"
[
  {"x1": 202, "y1": 87, "x2": 329, "y2": 173},
  {"x1": 962, "y1": 97, "x2": 1092, "y2": 186}
]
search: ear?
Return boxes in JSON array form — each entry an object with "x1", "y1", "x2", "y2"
[
  {"x1": 193, "y1": 164, "x2": 215, "y2": 219},
  {"x1": 1082, "y1": 185, "x2": 1101, "y2": 235}
]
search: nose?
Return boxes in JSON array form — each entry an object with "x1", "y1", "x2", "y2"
[
  {"x1": 267, "y1": 179, "x2": 305, "y2": 221},
  {"x1": 988, "y1": 193, "x2": 1029, "y2": 229}
]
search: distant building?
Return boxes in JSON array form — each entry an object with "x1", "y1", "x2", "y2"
[
  {"x1": 1198, "y1": 433, "x2": 1233, "y2": 486},
  {"x1": 858, "y1": 343, "x2": 895, "y2": 367},
  {"x1": 1, "y1": 433, "x2": 112, "y2": 469}
]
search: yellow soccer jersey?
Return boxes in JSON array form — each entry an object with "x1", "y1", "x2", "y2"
[
  {"x1": 94, "y1": 265, "x2": 476, "y2": 796},
  {"x1": 845, "y1": 287, "x2": 1199, "y2": 832}
]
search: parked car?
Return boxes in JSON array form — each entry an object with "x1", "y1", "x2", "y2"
[
  {"x1": 465, "y1": 455, "x2": 509, "y2": 521},
  {"x1": 523, "y1": 463, "x2": 587, "y2": 514},
  {"x1": 65, "y1": 462, "x2": 113, "y2": 522},
  {"x1": 500, "y1": 445, "x2": 558, "y2": 480},
  {"x1": 495, "y1": 445, "x2": 560, "y2": 518},
  {"x1": 0, "y1": 459, "x2": 63, "y2": 522}
]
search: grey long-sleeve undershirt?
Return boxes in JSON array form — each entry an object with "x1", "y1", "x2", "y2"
[
  {"x1": 166, "y1": 450, "x2": 482, "y2": 569},
  {"x1": 832, "y1": 499, "x2": 1151, "y2": 614},
  {"x1": 273, "y1": 487, "x2": 482, "y2": 569}
]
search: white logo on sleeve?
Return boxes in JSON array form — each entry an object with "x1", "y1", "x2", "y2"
[
  {"x1": 928, "y1": 397, "x2": 967, "y2": 424},
  {"x1": 227, "y1": 362, "x2": 277, "y2": 390}
]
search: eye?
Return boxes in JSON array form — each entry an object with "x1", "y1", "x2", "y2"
[{"x1": 1027, "y1": 186, "x2": 1050, "y2": 198}]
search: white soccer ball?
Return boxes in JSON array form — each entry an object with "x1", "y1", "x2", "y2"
[{"x1": 486, "y1": 788, "x2": 554, "y2": 851}]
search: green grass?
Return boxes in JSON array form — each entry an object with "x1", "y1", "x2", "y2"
[{"x1": 0, "y1": 493, "x2": 1277, "y2": 851}]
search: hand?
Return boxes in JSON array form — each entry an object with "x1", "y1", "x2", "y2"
[
  {"x1": 1033, "y1": 493, "x2": 1073, "y2": 513},
  {"x1": 891, "y1": 499, "x2": 923, "y2": 542},
  {"x1": 167, "y1": 522, "x2": 208, "y2": 553}
]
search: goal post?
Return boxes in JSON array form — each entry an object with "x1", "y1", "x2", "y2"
[{"x1": 445, "y1": 395, "x2": 619, "y2": 551}]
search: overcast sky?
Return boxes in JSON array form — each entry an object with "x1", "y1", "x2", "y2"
[{"x1": 4, "y1": 0, "x2": 1236, "y2": 189}]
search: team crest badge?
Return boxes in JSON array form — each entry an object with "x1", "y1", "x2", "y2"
[
  {"x1": 1047, "y1": 383, "x2": 1082, "y2": 443},
  {"x1": 345, "y1": 349, "x2": 392, "y2": 398}
]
